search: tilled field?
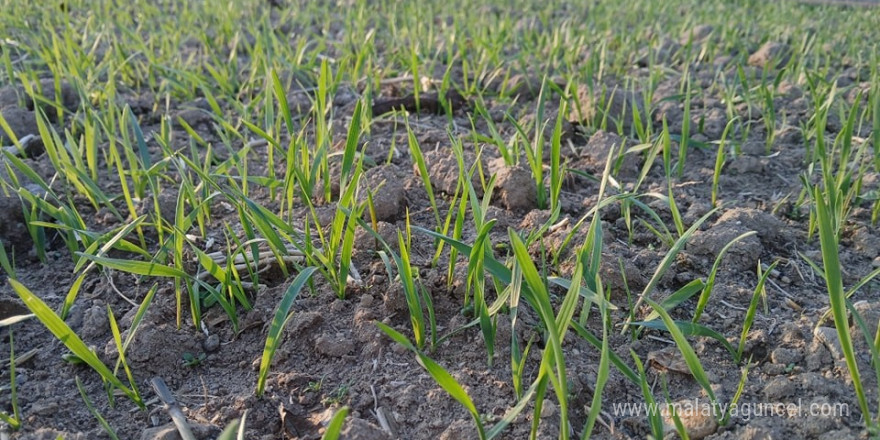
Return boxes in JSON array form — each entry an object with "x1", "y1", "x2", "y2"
[{"x1": 1, "y1": 1, "x2": 880, "y2": 439}]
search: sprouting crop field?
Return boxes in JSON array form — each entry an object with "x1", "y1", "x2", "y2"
[{"x1": 1, "y1": 0, "x2": 880, "y2": 439}]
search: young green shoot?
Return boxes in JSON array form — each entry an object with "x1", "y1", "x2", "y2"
[
  {"x1": 736, "y1": 260, "x2": 778, "y2": 362},
  {"x1": 256, "y1": 267, "x2": 319, "y2": 397},
  {"x1": 9, "y1": 279, "x2": 144, "y2": 408},
  {"x1": 814, "y1": 185, "x2": 875, "y2": 433}
]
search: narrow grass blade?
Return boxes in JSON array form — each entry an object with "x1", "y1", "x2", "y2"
[
  {"x1": 567, "y1": 321, "x2": 637, "y2": 385},
  {"x1": 75, "y1": 254, "x2": 188, "y2": 278},
  {"x1": 581, "y1": 289, "x2": 611, "y2": 439},
  {"x1": 0, "y1": 329, "x2": 21, "y2": 429},
  {"x1": 107, "y1": 306, "x2": 141, "y2": 401},
  {"x1": 217, "y1": 411, "x2": 247, "y2": 440},
  {"x1": 631, "y1": 351, "x2": 664, "y2": 439},
  {"x1": 509, "y1": 229, "x2": 570, "y2": 439},
  {"x1": 693, "y1": 231, "x2": 757, "y2": 323},
  {"x1": 721, "y1": 363, "x2": 750, "y2": 425},
  {"x1": 486, "y1": 374, "x2": 541, "y2": 439},
  {"x1": 375, "y1": 322, "x2": 486, "y2": 439},
  {"x1": 624, "y1": 207, "x2": 719, "y2": 333},
  {"x1": 76, "y1": 376, "x2": 120, "y2": 440},
  {"x1": 8, "y1": 279, "x2": 141, "y2": 406},
  {"x1": 116, "y1": 284, "x2": 158, "y2": 372},
  {"x1": 662, "y1": 376, "x2": 692, "y2": 440},
  {"x1": 406, "y1": 119, "x2": 441, "y2": 228},
  {"x1": 736, "y1": 261, "x2": 777, "y2": 362},
  {"x1": 847, "y1": 300, "x2": 880, "y2": 421},
  {"x1": 872, "y1": 82, "x2": 880, "y2": 171},
  {"x1": 396, "y1": 231, "x2": 427, "y2": 349},
  {"x1": 272, "y1": 69, "x2": 294, "y2": 136},
  {"x1": 548, "y1": 276, "x2": 617, "y2": 311},
  {"x1": 645, "y1": 298, "x2": 718, "y2": 410},
  {"x1": 0, "y1": 238, "x2": 16, "y2": 279},
  {"x1": 321, "y1": 407, "x2": 350, "y2": 440},
  {"x1": 814, "y1": 186, "x2": 872, "y2": 426},
  {"x1": 414, "y1": 346, "x2": 480, "y2": 427},
  {"x1": 257, "y1": 267, "x2": 319, "y2": 396},
  {"x1": 340, "y1": 100, "x2": 364, "y2": 190},
  {"x1": 641, "y1": 279, "x2": 705, "y2": 323},
  {"x1": 128, "y1": 108, "x2": 152, "y2": 169},
  {"x1": 632, "y1": 320, "x2": 736, "y2": 360}
]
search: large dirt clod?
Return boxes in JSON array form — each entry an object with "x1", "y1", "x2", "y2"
[
  {"x1": 490, "y1": 162, "x2": 537, "y2": 212},
  {"x1": 361, "y1": 165, "x2": 407, "y2": 222},
  {"x1": 420, "y1": 149, "x2": 483, "y2": 197},
  {"x1": 680, "y1": 24, "x2": 714, "y2": 44},
  {"x1": 687, "y1": 222, "x2": 763, "y2": 272},
  {"x1": 748, "y1": 42, "x2": 791, "y2": 69},
  {"x1": 339, "y1": 418, "x2": 392, "y2": 440},
  {"x1": 0, "y1": 107, "x2": 39, "y2": 143},
  {"x1": 0, "y1": 79, "x2": 79, "y2": 117},
  {"x1": 580, "y1": 130, "x2": 640, "y2": 177}
]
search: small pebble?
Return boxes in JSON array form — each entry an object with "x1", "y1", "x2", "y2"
[
  {"x1": 330, "y1": 300, "x2": 346, "y2": 313},
  {"x1": 763, "y1": 377, "x2": 796, "y2": 399},
  {"x1": 770, "y1": 347, "x2": 803, "y2": 365},
  {"x1": 873, "y1": 256, "x2": 880, "y2": 268},
  {"x1": 661, "y1": 398, "x2": 719, "y2": 439},
  {"x1": 540, "y1": 400, "x2": 556, "y2": 419},
  {"x1": 315, "y1": 334, "x2": 354, "y2": 357},
  {"x1": 203, "y1": 334, "x2": 220, "y2": 352},
  {"x1": 814, "y1": 327, "x2": 845, "y2": 363}
]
